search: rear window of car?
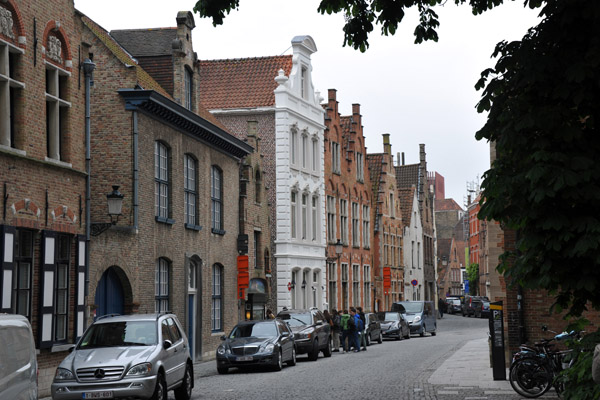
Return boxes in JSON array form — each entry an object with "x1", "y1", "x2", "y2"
[
  {"x1": 229, "y1": 322, "x2": 278, "y2": 338},
  {"x1": 451, "y1": 299, "x2": 461, "y2": 305}
]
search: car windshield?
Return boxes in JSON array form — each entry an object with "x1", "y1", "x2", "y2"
[
  {"x1": 377, "y1": 312, "x2": 399, "y2": 321},
  {"x1": 277, "y1": 313, "x2": 311, "y2": 327},
  {"x1": 229, "y1": 322, "x2": 278, "y2": 338},
  {"x1": 398, "y1": 302, "x2": 424, "y2": 313},
  {"x1": 79, "y1": 321, "x2": 157, "y2": 348}
]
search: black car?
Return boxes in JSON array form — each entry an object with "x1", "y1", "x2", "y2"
[
  {"x1": 446, "y1": 298, "x2": 462, "y2": 314},
  {"x1": 277, "y1": 308, "x2": 332, "y2": 361},
  {"x1": 461, "y1": 295, "x2": 484, "y2": 317},
  {"x1": 364, "y1": 312, "x2": 383, "y2": 346},
  {"x1": 475, "y1": 300, "x2": 491, "y2": 318},
  {"x1": 377, "y1": 311, "x2": 410, "y2": 340},
  {"x1": 216, "y1": 319, "x2": 296, "y2": 374}
]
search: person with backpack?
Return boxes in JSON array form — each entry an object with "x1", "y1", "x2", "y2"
[
  {"x1": 357, "y1": 306, "x2": 367, "y2": 351},
  {"x1": 331, "y1": 309, "x2": 341, "y2": 352},
  {"x1": 340, "y1": 310, "x2": 355, "y2": 353},
  {"x1": 350, "y1": 307, "x2": 362, "y2": 352}
]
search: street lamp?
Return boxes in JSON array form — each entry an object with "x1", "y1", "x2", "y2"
[
  {"x1": 335, "y1": 239, "x2": 343, "y2": 260},
  {"x1": 91, "y1": 186, "x2": 124, "y2": 236}
]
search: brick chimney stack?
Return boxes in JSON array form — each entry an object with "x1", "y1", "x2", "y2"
[{"x1": 383, "y1": 133, "x2": 391, "y2": 155}]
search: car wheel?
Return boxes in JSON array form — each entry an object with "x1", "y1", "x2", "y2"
[
  {"x1": 403, "y1": 328, "x2": 410, "y2": 340},
  {"x1": 287, "y1": 346, "x2": 297, "y2": 366},
  {"x1": 323, "y1": 336, "x2": 333, "y2": 357},
  {"x1": 420, "y1": 325, "x2": 426, "y2": 337},
  {"x1": 217, "y1": 366, "x2": 228, "y2": 375},
  {"x1": 273, "y1": 349, "x2": 283, "y2": 371},
  {"x1": 150, "y1": 372, "x2": 167, "y2": 400},
  {"x1": 174, "y1": 364, "x2": 192, "y2": 400},
  {"x1": 308, "y1": 340, "x2": 319, "y2": 361},
  {"x1": 378, "y1": 332, "x2": 383, "y2": 344}
]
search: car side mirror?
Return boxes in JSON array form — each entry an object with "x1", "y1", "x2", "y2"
[
  {"x1": 220, "y1": 335, "x2": 227, "y2": 341},
  {"x1": 68, "y1": 344, "x2": 76, "y2": 353},
  {"x1": 163, "y1": 340, "x2": 173, "y2": 350}
]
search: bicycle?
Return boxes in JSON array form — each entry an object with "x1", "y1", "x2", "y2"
[{"x1": 509, "y1": 326, "x2": 580, "y2": 398}]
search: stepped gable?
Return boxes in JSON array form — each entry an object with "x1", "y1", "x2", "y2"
[
  {"x1": 367, "y1": 153, "x2": 384, "y2": 197},
  {"x1": 198, "y1": 55, "x2": 293, "y2": 110}
]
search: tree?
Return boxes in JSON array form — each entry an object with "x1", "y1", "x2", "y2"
[
  {"x1": 194, "y1": 0, "x2": 600, "y2": 318},
  {"x1": 466, "y1": 263, "x2": 479, "y2": 296}
]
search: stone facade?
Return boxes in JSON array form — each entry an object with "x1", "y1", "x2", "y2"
[
  {"x1": 323, "y1": 89, "x2": 374, "y2": 312},
  {"x1": 401, "y1": 187, "x2": 424, "y2": 301}
]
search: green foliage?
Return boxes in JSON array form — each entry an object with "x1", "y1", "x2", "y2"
[
  {"x1": 194, "y1": 0, "x2": 239, "y2": 26},
  {"x1": 466, "y1": 263, "x2": 479, "y2": 295},
  {"x1": 475, "y1": 0, "x2": 600, "y2": 318},
  {"x1": 556, "y1": 327, "x2": 600, "y2": 400}
]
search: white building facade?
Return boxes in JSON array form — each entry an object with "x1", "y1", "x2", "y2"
[
  {"x1": 274, "y1": 36, "x2": 327, "y2": 311},
  {"x1": 404, "y1": 189, "x2": 425, "y2": 301}
]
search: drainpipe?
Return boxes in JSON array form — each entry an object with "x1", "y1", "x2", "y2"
[
  {"x1": 132, "y1": 111, "x2": 139, "y2": 231},
  {"x1": 82, "y1": 58, "x2": 96, "y2": 323}
]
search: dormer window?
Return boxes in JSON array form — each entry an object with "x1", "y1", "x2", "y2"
[{"x1": 301, "y1": 66, "x2": 307, "y2": 99}]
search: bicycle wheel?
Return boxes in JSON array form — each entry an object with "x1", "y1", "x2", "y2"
[{"x1": 509, "y1": 358, "x2": 553, "y2": 398}]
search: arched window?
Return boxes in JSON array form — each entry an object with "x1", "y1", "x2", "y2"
[
  {"x1": 212, "y1": 264, "x2": 223, "y2": 331},
  {"x1": 255, "y1": 169, "x2": 262, "y2": 204},
  {"x1": 184, "y1": 66, "x2": 193, "y2": 110},
  {"x1": 290, "y1": 190, "x2": 297, "y2": 239}
]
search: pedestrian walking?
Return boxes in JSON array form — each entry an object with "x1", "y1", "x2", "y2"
[
  {"x1": 340, "y1": 310, "x2": 355, "y2": 353},
  {"x1": 331, "y1": 309, "x2": 341, "y2": 352},
  {"x1": 266, "y1": 309, "x2": 275, "y2": 319},
  {"x1": 357, "y1": 306, "x2": 367, "y2": 351},
  {"x1": 350, "y1": 307, "x2": 361, "y2": 352},
  {"x1": 438, "y1": 297, "x2": 445, "y2": 319}
]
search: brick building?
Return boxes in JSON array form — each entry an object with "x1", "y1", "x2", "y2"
[
  {"x1": 199, "y1": 36, "x2": 327, "y2": 312},
  {"x1": 81, "y1": 12, "x2": 251, "y2": 372},
  {"x1": 466, "y1": 193, "x2": 483, "y2": 294},
  {"x1": 367, "y1": 134, "x2": 404, "y2": 310},
  {"x1": 323, "y1": 90, "x2": 374, "y2": 312},
  {"x1": 0, "y1": 0, "x2": 91, "y2": 393}
]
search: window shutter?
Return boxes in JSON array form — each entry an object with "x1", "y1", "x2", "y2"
[
  {"x1": 39, "y1": 230, "x2": 57, "y2": 349},
  {"x1": 0, "y1": 225, "x2": 16, "y2": 313},
  {"x1": 74, "y1": 236, "x2": 86, "y2": 340}
]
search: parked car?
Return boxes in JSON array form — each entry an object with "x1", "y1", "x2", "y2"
[
  {"x1": 51, "y1": 313, "x2": 193, "y2": 400},
  {"x1": 377, "y1": 311, "x2": 410, "y2": 340},
  {"x1": 276, "y1": 308, "x2": 332, "y2": 361},
  {"x1": 392, "y1": 301, "x2": 437, "y2": 337},
  {"x1": 216, "y1": 319, "x2": 296, "y2": 374},
  {"x1": 475, "y1": 300, "x2": 491, "y2": 319},
  {"x1": 0, "y1": 314, "x2": 37, "y2": 400},
  {"x1": 364, "y1": 312, "x2": 383, "y2": 345},
  {"x1": 461, "y1": 295, "x2": 484, "y2": 317},
  {"x1": 446, "y1": 298, "x2": 462, "y2": 314}
]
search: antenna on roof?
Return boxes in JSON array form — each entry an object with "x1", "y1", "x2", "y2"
[{"x1": 279, "y1": 46, "x2": 292, "y2": 56}]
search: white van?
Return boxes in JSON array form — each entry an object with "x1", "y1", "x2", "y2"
[{"x1": 0, "y1": 314, "x2": 38, "y2": 400}]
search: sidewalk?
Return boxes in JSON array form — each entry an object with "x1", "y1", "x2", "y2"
[{"x1": 428, "y1": 337, "x2": 516, "y2": 396}]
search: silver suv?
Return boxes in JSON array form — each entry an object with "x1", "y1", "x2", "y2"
[{"x1": 51, "y1": 313, "x2": 193, "y2": 400}]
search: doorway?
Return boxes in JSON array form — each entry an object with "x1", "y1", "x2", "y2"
[{"x1": 95, "y1": 267, "x2": 124, "y2": 317}]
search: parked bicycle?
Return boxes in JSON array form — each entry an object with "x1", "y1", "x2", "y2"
[{"x1": 509, "y1": 326, "x2": 580, "y2": 398}]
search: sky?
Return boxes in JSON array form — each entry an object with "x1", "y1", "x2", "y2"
[{"x1": 74, "y1": 0, "x2": 540, "y2": 206}]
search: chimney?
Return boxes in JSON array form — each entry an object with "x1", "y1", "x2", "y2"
[
  {"x1": 328, "y1": 88, "x2": 337, "y2": 102},
  {"x1": 397, "y1": 152, "x2": 400, "y2": 167},
  {"x1": 402, "y1": 152, "x2": 405, "y2": 166},
  {"x1": 383, "y1": 133, "x2": 391, "y2": 155},
  {"x1": 352, "y1": 103, "x2": 360, "y2": 116}
]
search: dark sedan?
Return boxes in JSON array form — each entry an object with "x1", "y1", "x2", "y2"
[
  {"x1": 216, "y1": 319, "x2": 296, "y2": 374},
  {"x1": 377, "y1": 311, "x2": 410, "y2": 340},
  {"x1": 364, "y1": 312, "x2": 383, "y2": 346}
]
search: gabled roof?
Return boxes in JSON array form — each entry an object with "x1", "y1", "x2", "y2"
[
  {"x1": 395, "y1": 163, "x2": 420, "y2": 189},
  {"x1": 398, "y1": 187, "x2": 416, "y2": 228},
  {"x1": 435, "y1": 198, "x2": 463, "y2": 212},
  {"x1": 366, "y1": 153, "x2": 384, "y2": 199},
  {"x1": 340, "y1": 115, "x2": 353, "y2": 134},
  {"x1": 198, "y1": 56, "x2": 293, "y2": 110},
  {"x1": 111, "y1": 28, "x2": 177, "y2": 57},
  {"x1": 451, "y1": 240, "x2": 467, "y2": 266},
  {"x1": 80, "y1": 15, "x2": 171, "y2": 99},
  {"x1": 437, "y1": 238, "x2": 452, "y2": 259}
]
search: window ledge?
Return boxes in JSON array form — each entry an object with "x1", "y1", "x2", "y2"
[
  {"x1": 211, "y1": 228, "x2": 226, "y2": 235},
  {"x1": 0, "y1": 144, "x2": 26, "y2": 157},
  {"x1": 44, "y1": 157, "x2": 72, "y2": 168},
  {"x1": 156, "y1": 216, "x2": 175, "y2": 225},
  {"x1": 185, "y1": 223, "x2": 202, "y2": 231}
]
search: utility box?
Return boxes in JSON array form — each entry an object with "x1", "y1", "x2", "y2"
[{"x1": 489, "y1": 301, "x2": 506, "y2": 380}]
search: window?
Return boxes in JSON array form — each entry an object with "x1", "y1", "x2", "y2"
[
  {"x1": 14, "y1": 230, "x2": 33, "y2": 319},
  {"x1": 184, "y1": 155, "x2": 197, "y2": 227},
  {"x1": 351, "y1": 202, "x2": 359, "y2": 247},
  {"x1": 290, "y1": 129, "x2": 297, "y2": 165},
  {"x1": 312, "y1": 138, "x2": 318, "y2": 171},
  {"x1": 356, "y1": 152, "x2": 364, "y2": 182},
  {"x1": 54, "y1": 235, "x2": 70, "y2": 342},
  {"x1": 411, "y1": 241, "x2": 415, "y2": 269},
  {"x1": 384, "y1": 233, "x2": 389, "y2": 266},
  {"x1": 363, "y1": 265, "x2": 371, "y2": 310},
  {"x1": 184, "y1": 67, "x2": 193, "y2": 110},
  {"x1": 255, "y1": 169, "x2": 262, "y2": 204},
  {"x1": 0, "y1": 36, "x2": 25, "y2": 149},
  {"x1": 340, "y1": 199, "x2": 348, "y2": 245},
  {"x1": 389, "y1": 193, "x2": 395, "y2": 218},
  {"x1": 302, "y1": 133, "x2": 308, "y2": 169},
  {"x1": 311, "y1": 195, "x2": 318, "y2": 241},
  {"x1": 155, "y1": 141, "x2": 169, "y2": 219},
  {"x1": 341, "y1": 264, "x2": 349, "y2": 311},
  {"x1": 352, "y1": 264, "x2": 360, "y2": 307},
  {"x1": 212, "y1": 264, "x2": 223, "y2": 331},
  {"x1": 328, "y1": 262, "x2": 336, "y2": 310},
  {"x1": 188, "y1": 259, "x2": 198, "y2": 291},
  {"x1": 301, "y1": 193, "x2": 308, "y2": 240},
  {"x1": 362, "y1": 205, "x2": 370, "y2": 249},
  {"x1": 211, "y1": 166, "x2": 224, "y2": 233},
  {"x1": 418, "y1": 242, "x2": 421, "y2": 269},
  {"x1": 331, "y1": 142, "x2": 340, "y2": 174},
  {"x1": 301, "y1": 66, "x2": 307, "y2": 99},
  {"x1": 291, "y1": 190, "x2": 297, "y2": 239},
  {"x1": 45, "y1": 62, "x2": 71, "y2": 161},
  {"x1": 254, "y1": 231, "x2": 261, "y2": 269},
  {"x1": 155, "y1": 258, "x2": 169, "y2": 312},
  {"x1": 326, "y1": 196, "x2": 336, "y2": 243}
]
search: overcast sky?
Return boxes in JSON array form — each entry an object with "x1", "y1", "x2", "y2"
[{"x1": 75, "y1": 0, "x2": 540, "y2": 206}]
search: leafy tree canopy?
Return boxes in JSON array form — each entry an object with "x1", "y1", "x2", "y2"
[
  {"x1": 466, "y1": 263, "x2": 479, "y2": 295},
  {"x1": 194, "y1": 0, "x2": 600, "y2": 318}
]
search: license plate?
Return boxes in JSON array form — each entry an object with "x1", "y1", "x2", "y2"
[
  {"x1": 82, "y1": 391, "x2": 113, "y2": 399},
  {"x1": 236, "y1": 356, "x2": 253, "y2": 361}
]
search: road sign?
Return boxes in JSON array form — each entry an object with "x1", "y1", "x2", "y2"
[{"x1": 411, "y1": 279, "x2": 418, "y2": 286}]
